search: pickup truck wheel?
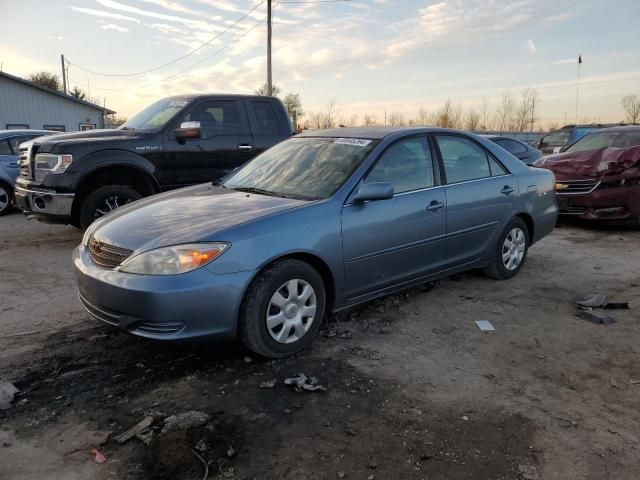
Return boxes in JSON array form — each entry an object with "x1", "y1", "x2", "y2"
[
  {"x1": 483, "y1": 217, "x2": 529, "y2": 280},
  {"x1": 79, "y1": 185, "x2": 142, "y2": 230},
  {"x1": 0, "y1": 182, "x2": 13, "y2": 216},
  {"x1": 239, "y1": 260, "x2": 326, "y2": 358}
]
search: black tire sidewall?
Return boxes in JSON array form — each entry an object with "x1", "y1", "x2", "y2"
[
  {"x1": 241, "y1": 260, "x2": 326, "y2": 358},
  {"x1": 79, "y1": 185, "x2": 142, "y2": 230},
  {"x1": 492, "y1": 218, "x2": 530, "y2": 280},
  {"x1": 0, "y1": 182, "x2": 13, "y2": 216}
]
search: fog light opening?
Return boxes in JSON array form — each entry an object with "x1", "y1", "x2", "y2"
[
  {"x1": 594, "y1": 206, "x2": 625, "y2": 217},
  {"x1": 33, "y1": 196, "x2": 46, "y2": 210}
]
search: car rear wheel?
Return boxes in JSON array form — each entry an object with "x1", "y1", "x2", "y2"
[
  {"x1": 483, "y1": 217, "x2": 529, "y2": 280},
  {"x1": 79, "y1": 185, "x2": 142, "y2": 230},
  {"x1": 239, "y1": 259, "x2": 326, "y2": 358},
  {"x1": 0, "y1": 182, "x2": 13, "y2": 216}
]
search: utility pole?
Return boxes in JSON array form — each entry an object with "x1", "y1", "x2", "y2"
[
  {"x1": 575, "y1": 54, "x2": 582, "y2": 124},
  {"x1": 530, "y1": 97, "x2": 535, "y2": 132},
  {"x1": 60, "y1": 54, "x2": 67, "y2": 94},
  {"x1": 267, "y1": 0, "x2": 273, "y2": 96}
]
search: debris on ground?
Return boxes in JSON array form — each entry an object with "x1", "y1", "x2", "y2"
[
  {"x1": 161, "y1": 411, "x2": 211, "y2": 434},
  {"x1": 114, "y1": 416, "x2": 155, "y2": 444},
  {"x1": 227, "y1": 445, "x2": 236, "y2": 458},
  {"x1": 611, "y1": 377, "x2": 619, "y2": 388},
  {"x1": 518, "y1": 463, "x2": 540, "y2": 480},
  {"x1": 630, "y1": 379, "x2": 640, "y2": 385},
  {"x1": 475, "y1": 320, "x2": 495, "y2": 332},
  {"x1": 576, "y1": 293, "x2": 630, "y2": 310},
  {"x1": 191, "y1": 448, "x2": 209, "y2": 480},
  {"x1": 259, "y1": 379, "x2": 276, "y2": 389},
  {"x1": 576, "y1": 311, "x2": 616, "y2": 325},
  {"x1": 284, "y1": 373, "x2": 327, "y2": 392},
  {"x1": 0, "y1": 380, "x2": 19, "y2": 410},
  {"x1": 91, "y1": 448, "x2": 106, "y2": 464}
]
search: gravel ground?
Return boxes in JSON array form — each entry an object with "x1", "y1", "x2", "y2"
[{"x1": 1, "y1": 212, "x2": 639, "y2": 480}]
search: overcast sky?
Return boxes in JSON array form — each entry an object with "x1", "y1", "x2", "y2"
[{"x1": 2, "y1": 0, "x2": 639, "y2": 126}]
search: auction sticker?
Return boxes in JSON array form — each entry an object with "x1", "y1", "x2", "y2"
[{"x1": 334, "y1": 138, "x2": 372, "y2": 147}]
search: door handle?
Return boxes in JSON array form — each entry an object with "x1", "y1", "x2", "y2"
[
  {"x1": 238, "y1": 144, "x2": 253, "y2": 152},
  {"x1": 426, "y1": 200, "x2": 445, "y2": 212},
  {"x1": 501, "y1": 185, "x2": 515, "y2": 195}
]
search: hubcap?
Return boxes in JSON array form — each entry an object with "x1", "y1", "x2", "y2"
[
  {"x1": 266, "y1": 279, "x2": 317, "y2": 344},
  {"x1": 502, "y1": 227, "x2": 526, "y2": 271},
  {"x1": 94, "y1": 195, "x2": 134, "y2": 219},
  {"x1": 0, "y1": 185, "x2": 8, "y2": 211}
]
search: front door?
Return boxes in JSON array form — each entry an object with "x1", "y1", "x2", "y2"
[
  {"x1": 160, "y1": 99, "x2": 254, "y2": 188},
  {"x1": 342, "y1": 135, "x2": 447, "y2": 301},
  {"x1": 433, "y1": 134, "x2": 517, "y2": 267}
]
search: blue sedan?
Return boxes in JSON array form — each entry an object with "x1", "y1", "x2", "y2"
[{"x1": 74, "y1": 127, "x2": 557, "y2": 358}]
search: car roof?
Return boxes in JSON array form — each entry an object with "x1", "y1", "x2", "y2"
[
  {"x1": 164, "y1": 94, "x2": 281, "y2": 102},
  {"x1": 0, "y1": 129, "x2": 52, "y2": 137},
  {"x1": 299, "y1": 126, "x2": 467, "y2": 140},
  {"x1": 586, "y1": 125, "x2": 640, "y2": 134}
]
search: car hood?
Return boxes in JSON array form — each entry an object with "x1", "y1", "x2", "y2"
[
  {"x1": 90, "y1": 184, "x2": 311, "y2": 252},
  {"x1": 35, "y1": 129, "x2": 146, "y2": 151},
  {"x1": 534, "y1": 146, "x2": 640, "y2": 180}
]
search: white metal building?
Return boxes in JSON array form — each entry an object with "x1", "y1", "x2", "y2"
[{"x1": 0, "y1": 71, "x2": 115, "y2": 132}]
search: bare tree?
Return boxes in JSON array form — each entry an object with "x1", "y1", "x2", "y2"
[
  {"x1": 514, "y1": 88, "x2": 539, "y2": 132},
  {"x1": 283, "y1": 93, "x2": 304, "y2": 130},
  {"x1": 545, "y1": 121, "x2": 559, "y2": 132},
  {"x1": 464, "y1": 108, "x2": 481, "y2": 131},
  {"x1": 622, "y1": 95, "x2": 640, "y2": 123},
  {"x1": 480, "y1": 95, "x2": 490, "y2": 130},
  {"x1": 415, "y1": 107, "x2": 430, "y2": 126},
  {"x1": 388, "y1": 112, "x2": 406, "y2": 126},
  {"x1": 495, "y1": 90, "x2": 515, "y2": 132},
  {"x1": 362, "y1": 113, "x2": 378, "y2": 126},
  {"x1": 434, "y1": 99, "x2": 462, "y2": 129},
  {"x1": 69, "y1": 85, "x2": 86, "y2": 100},
  {"x1": 255, "y1": 83, "x2": 282, "y2": 97},
  {"x1": 306, "y1": 111, "x2": 324, "y2": 130},
  {"x1": 322, "y1": 99, "x2": 339, "y2": 129}
]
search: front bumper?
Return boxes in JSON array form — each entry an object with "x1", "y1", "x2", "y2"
[
  {"x1": 14, "y1": 182, "x2": 74, "y2": 221},
  {"x1": 73, "y1": 246, "x2": 255, "y2": 341},
  {"x1": 557, "y1": 185, "x2": 640, "y2": 222}
]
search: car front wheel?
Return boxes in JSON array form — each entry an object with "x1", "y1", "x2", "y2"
[
  {"x1": 484, "y1": 217, "x2": 529, "y2": 280},
  {"x1": 0, "y1": 182, "x2": 13, "y2": 216},
  {"x1": 239, "y1": 260, "x2": 326, "y2": 358}
]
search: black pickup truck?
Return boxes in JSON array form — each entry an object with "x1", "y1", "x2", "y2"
[{"x1": 15, "y1": 94, "x2": 293, "y2": 229}]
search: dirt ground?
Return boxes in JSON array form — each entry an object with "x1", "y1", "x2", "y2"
[{"x1": 1, "y1": 211, "x2": 639, "y2": 480}]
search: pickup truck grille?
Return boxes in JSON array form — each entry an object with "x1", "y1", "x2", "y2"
[
  {"x1": 18, "y1": 144, "x2": 34, "y2": 180},
  {"x1": 556, "y1": 179, "x2": 600, "y2": 195},
  {"x1": 89, "y1": 236, "x2": 133, "y2": 269}
]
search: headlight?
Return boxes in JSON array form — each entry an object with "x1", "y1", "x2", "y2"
[
  {"x1": 119, "y1": 243, "x2": 229, "y2": 275},
  {"x1": 34, "y1": 153, "x2": 73, "y2": 181}
]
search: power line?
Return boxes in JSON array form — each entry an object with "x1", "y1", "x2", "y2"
[{"x1": 67, "y1": 0, "x2": 264, "y2": 78}]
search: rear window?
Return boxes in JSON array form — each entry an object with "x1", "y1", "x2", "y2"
[{"x1": 252, "y1": 101, "x2": 280, "y2": 134}]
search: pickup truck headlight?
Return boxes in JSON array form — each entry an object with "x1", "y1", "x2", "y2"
[
  {"x1": 119, "y1": 243, "x2": 229, "y2": 275},
  {"x1": 34, "y1": 154, "x2": 73, "y2": 181}
]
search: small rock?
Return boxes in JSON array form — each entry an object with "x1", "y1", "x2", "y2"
[
  {"x1": 259, "y1": 379, "x2": 276, "y2": 389},
  {"x1": 462, "y1": 415, "x2": 469, "y2": 421},
  {"x1": 0, "y1": 381, "x2": 19, "y2": 410},
  {"x1": 337, "y1": 472, "x2": 346, "y2": 479},
  {"x1": 284, "y1": 409, "x2": 291, "y2": 415},
  {"x1": 368, "y1": 461, "x2": 377, "y2": 470},
  {"x1": 518, "y1": 464, "x2": 539, "y2": 480},
  {"x1": 368, "y1": 475, "x2": 375, "y2": 480},
  {"x1": 227, "y1": 446, "x2": 236, "y2": 458},
  {"x1": 243, "y1": 357, "x2": 253, "y2": 363},
  {"x1": 162, "y1": 411, "x2": 211, "y2": 434}
]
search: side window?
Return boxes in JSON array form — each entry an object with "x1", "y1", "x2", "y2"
[
  {"x1": 8, "y1": 136, "x2": 36, "y2": 153},
  {"x1": 0, "y1": 140, "x2": 12, "y2": 155},
  {"x1": 181, "y1": 100, "x2": 245, "y2": 137},
  {"x1": 498, "y1": 139, "x2": 526, "y2": 155},
  {"x1": 251, "y1": 101, "x2": 279, "y2": 134},
  {"x1": 436, "y1": 135, "x2": 492, "y2": 184},
  {"x1": 542, "y1": 131, "x2": 570, "y2": 146},
  {"x1": 364, "y1": 136, "x2": 434, "y2": 194},
  {"x1": 488, "y1": 156, "x2": 507, "y2": 176}
]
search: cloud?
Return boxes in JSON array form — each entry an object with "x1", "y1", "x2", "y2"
[
  {"x1": 526, "y1": 39, "x2": 537, "y2": 54},
  {"x1": 69, "y1": 6, "x2": 141, "y2": 23},
  {"x1": 101, "y1": 24, "x2": 130, "y2": 33},
  {"x1": 95, "y1": 0, "x2": 207, "y2": 25}
]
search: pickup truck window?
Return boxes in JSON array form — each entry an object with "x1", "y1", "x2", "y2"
[
  {"x1": 120, "y1": 98, "x2": 191, "y2": 131},
  {"x1": 181, "y1": 100, "x2": 246, "y2": 137},
  {"x1": 251, "y1": 101, "x2": 280, "y2": 134}
]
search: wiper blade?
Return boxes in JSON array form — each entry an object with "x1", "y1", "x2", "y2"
[{"x1": 233, "y1": 187, "x2": 282, "y2": 197}]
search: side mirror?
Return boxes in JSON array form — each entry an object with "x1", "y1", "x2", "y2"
[
  {"x1": 175, "y1": 121, "x2": 201, "y2": 140},
  {"x1": 353, "y1": 182, "x2": 394, "y2": 203}
]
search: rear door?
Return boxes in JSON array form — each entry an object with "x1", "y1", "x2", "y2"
[
  {"x1": 342, "y1": 135, "x2": 447, "y2": 300},
  {"x1": 433, "y1": 134, "x2": 517, "y2": 267},
  {"x1": 246, "y1": 99, "x2": 287, "y2": 156},
  {"x1": 160, "y1": 99, "x2": 253, "y2": 187}
]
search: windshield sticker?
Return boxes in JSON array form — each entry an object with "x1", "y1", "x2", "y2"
[{"x1": 334, "y1": 138, "x2": 372, "y2": 147}]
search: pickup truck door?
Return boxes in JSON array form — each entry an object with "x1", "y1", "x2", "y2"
[
  {"x1": 245, "y1": 99, "x2": 288, "y2": 156},
  {"x1": 433, "y1": 134, "x2": 517, "y2": 267},
  {"x1": 160, "y1": 99, "x2": 254, "y2": 188}
]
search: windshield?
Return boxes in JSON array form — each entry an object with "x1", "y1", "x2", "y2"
[
  {"x1": 223, "y1": 137, "x2": 377, "y2": 200},
  {"x1": 120, "y1": 97, "x2": 191, "y2": 131},
  {"x1": 565, "y1": 131, "x2": 640, "y2": 152}
]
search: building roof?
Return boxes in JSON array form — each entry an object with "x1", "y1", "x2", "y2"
[{"x1": 0, "y1": 71, "x2": 115, "y2": 114}]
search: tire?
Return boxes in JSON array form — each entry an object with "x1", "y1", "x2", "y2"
[
  {"x1": 79, "y1": 185, "x2": 143, "y2": 230},
  {"x1": 483, "y1": 217, "x2": 530, "y2": 280},
  {"x1": 239, "y1": 260, "x2": 326, "y2": 358},
  {"x1": 0, "y1": 182, "x2": 13, "y2": 216}
]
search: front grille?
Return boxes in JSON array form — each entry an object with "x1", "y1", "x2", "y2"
[
  {"x1": 556, "y1": 179, "x2": 600, "y2": 195},
  {"x1": 18, "y1": 144, "x2": 33, "y2": 180},
  {"x1": 89, "y1": 235, "x2": 133, "y2": 268}
]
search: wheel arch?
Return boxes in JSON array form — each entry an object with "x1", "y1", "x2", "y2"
[{"x1": 515, "y1": 212, "x2": 535, "y2": 244}]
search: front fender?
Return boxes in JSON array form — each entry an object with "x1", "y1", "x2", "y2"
[{"x1": 0, "y1": 164, "x2": 17, "y2": 186}]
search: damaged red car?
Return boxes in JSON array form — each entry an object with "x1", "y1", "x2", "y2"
[{"x1": 534, "y1": 126, "x2": 640, "y2": 227}]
